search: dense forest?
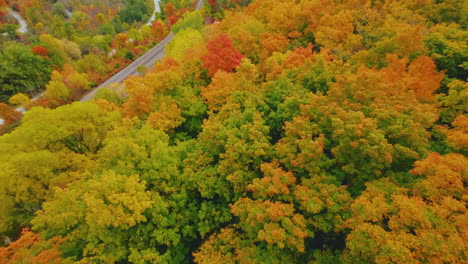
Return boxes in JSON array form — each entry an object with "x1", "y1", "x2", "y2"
[{"x1": 0, "y1": 0, "x2": 467, "y2": 263}]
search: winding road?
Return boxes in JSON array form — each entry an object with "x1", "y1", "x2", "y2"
[
  {"x1": 4, "y1": 9, "x2": 29, "y2": 120},
  {"x1": 7, "y1": 8, "x2": 28, "y2": 33},
  {"x1": 147, "y1": 0, "x2": 162, "y2": 25},
  {"x1": 80, "y1": 0, "x2": 204, "y2": 102}
]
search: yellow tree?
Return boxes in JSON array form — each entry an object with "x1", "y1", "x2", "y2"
[
  {"x1": 44, "y1": 71, "x2": 71, "y2": 104},
  {"x1": 9, "y1": 93, "x2": 31, "y2": 109},
  {"x1": 32, "y1": 171, "x2": 153, "y2": 263},
  {"x1": 0, "y1": 102, "x2": 120, "y2": 237}
]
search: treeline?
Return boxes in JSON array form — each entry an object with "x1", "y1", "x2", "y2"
[{"x1": 0, "y1": 0, "x2": 467, "y2": 263}]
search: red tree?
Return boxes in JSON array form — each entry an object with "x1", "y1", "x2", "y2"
[
  {"x1": 201, "y1": 34, "x2": 245, "y2": 76},
  {"x1": 31, "y1": 45, "x2": 49, "y2": 57},
  {"x1": 169, "y1": 15, "x2": 179, "y2": 27},
  {"x1": 151, "y1": 20, "x2": 166, "y2": 41},
  {"x1": 164, "y1": 3, "x2": 178, "y2": 27},
  {"x1": 165, "y1": 3, "x2": 175, "y2": 18}
]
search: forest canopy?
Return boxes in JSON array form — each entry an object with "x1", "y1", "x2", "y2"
[{"x1": 0, "y1": 0, "x2": 467, "y2": 263}]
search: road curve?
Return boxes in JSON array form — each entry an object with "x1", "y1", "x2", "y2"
[
  {"x1": 8, "y1": 9, "x2": 29, "y2": 33},
  {"x1": 80, "y1": 0, "x2": 204, "y2": 102},
  {"x1": 147, "y1": 0, "x2": 162, "y2": 25}
]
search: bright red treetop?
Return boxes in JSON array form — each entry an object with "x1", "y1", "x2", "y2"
[
  {"x1": 202, "y1": 34, "x2": 245, "y2": 76},
  {"x1": 31, "y1": 46, "x2": 50, "y2": 57}
]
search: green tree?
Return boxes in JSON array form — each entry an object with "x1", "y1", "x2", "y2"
[
  {"x1": 171, "y1": 10, "x2": 203, "y2": 33},
  {"x1": 425, "y1": 23, "x2": 467, "y2": 80},
  {"x1": 0, "y1": 42, "x2": 52, "y2": 102},
  {"x1": 166, "y1": 28, "x2": 205, "y2": 62},
  {"x1": 439, "y1": 80, "x2": 468, "y2": 124}
]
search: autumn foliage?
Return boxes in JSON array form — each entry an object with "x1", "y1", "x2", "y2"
[
  {"x1": 202, "y1": 34, "x2": 245, "y2": 76},
  {"x1": 0, "y1": 103, "x2": 21, "y2": 126},
  {"x1": 151, "y1": 20, "x2": 166, "y2": 41},
  {"x1": 31, "y1": 46, "x2": 49, "y2": 57},
  {"x1": 0, "y1": 229, "x2": 63, "y2": 264},
  {"x1": 0, "y1": 0, "x2": 467, "y2": 263}
]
